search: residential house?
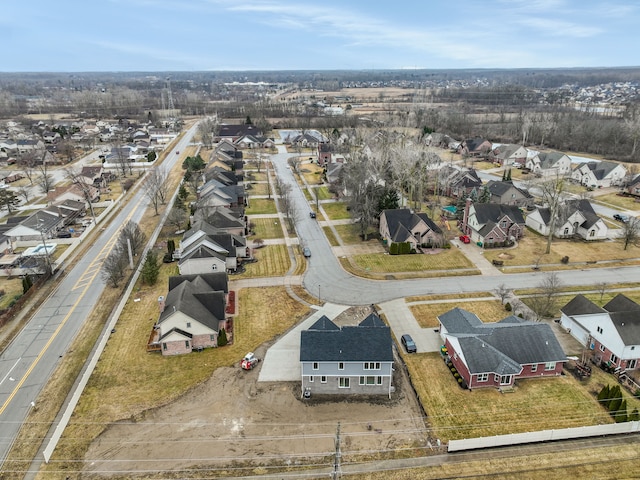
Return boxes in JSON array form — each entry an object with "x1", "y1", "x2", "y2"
[
  {"x1": 525, "y1": 199, "x2": 608, "y2": 241},
  {"x1": 234, "y1": 134, "x2": 275, "y2": 149},
  {"x1": 79, "y1": 165, "x2": 107, "y2": 189},
  {"x1": 5, "y1": 210, "x2": 65, "y2": 242},
  {"x1": 571, "y1": 161, "x2": 627, "y2": 188},
  {"x1": 379, "y1": 208, "x2": 444, "y2": 250},
  {"x1": 460, "y1": 199, "x2": 525, "y2": 246},
  {"x1": 215, "y1": 124, "x2": 263, "y2": 142},
  {"x1": 177, "y1": 221, "x2": 248, "y2": 273},
  {"x1": 456, "y1": 138, "x2": 492, "y2": 157},
  {"x1": 299, "y1": 313, "x2": 394, "y2": 397},
  {"x1": 423, "y1": 132, "x2": 455, "y2": 149},
  {"x1": 438, "y1": 308, "x2": 567, "y2": 390},
  {"x1": 526, "y1": 152, "x2": 572, "y2": 178},
  {"x1": 490, "y1": 144, "x2": 528, "y2": 167},
  {"x1": 485, "y1": 180, "x2": 533, "y2": 207},
  {"x1": 623, "y1": 174, "x2": 640, "y2": 197},
  {"x1": 291, "y1": 133, "x2": 320, "y2": 148},
  {"x1": 202, "y1": 208, "x2": 247, "y2": 236},
  {"x1": 47, "y1": 183, "x2": 99, "y2": 205},
  {"x1": 560, "y1": 294, "x2": 640, "y2": 372},
  {"x1": 154, "y1": 273, "x2": 229, "y2": 355},
  {"x1": 440, "y1": 167, "x2": 483, "y2": 199}
]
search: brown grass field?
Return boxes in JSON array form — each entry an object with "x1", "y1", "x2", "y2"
[
  {"x1": 334, "y1": 223, "x2": 378, "y2": 245},
  {"x1": 245, "y1": 181, "x2": 270, "y2": 196},
  {"x1": 405, "y1": 292, "x2": 494, "y2": 303},
  {"x1": 235, "y1": 244, "x2": 290, "y2": 278},
  {"x1": 322, "y1": 226, "x2": 340, "y2": 246},
  {"x1": 300, "y1": 163, "x2": 324, "y2": 185},
  {"x1": 483, "y1": 233, "x2": 640, "y2": 267},
  {"x1": 352, "y1": 249, "x2": 475, "y2": 273},
  {"x1": 410, "y1": 300, "x2": 507, "y2": 328},
  {"x1": 594, "y1": 192, "x2": 640, "y2": 211}
]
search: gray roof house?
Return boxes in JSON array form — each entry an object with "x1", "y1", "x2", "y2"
[
  {"x1": 560, "y1": 294, "x2": 640, "y2": 372},
  {"x1": 460, "y1": 200, "x2": 525, "y2": 246},
  {"x1": 300, "y1": 314, "x2": 394, "y2": 397},
  {"x1": 525, "y1": 199, "x2": 608, "y2": 241},
  {"x1": 485, "y1": 180, "x2": 533, "y2": 207},
  {"x1": 438, "y1": 307, "x2": 567, "y2": 390},
  {"x1": 379, "y1": 208, "x2": 444, "y2": 250},
  {"x1": 153, "y1": 273, "x2": 229, "y2": 356},
  {"x1": 571, "y1": 161, "x2": 627, "y2": 188}
]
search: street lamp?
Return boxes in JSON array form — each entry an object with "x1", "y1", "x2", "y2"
[{"x1": 318, "y1": 284, "x2": 321, "y2": 304}]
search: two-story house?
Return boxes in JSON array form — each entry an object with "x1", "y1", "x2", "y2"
[
  {"x1": 460, "y1": 199, "x2": 525, "y2": 247},
  {"x1": 485, "y1": 180, "x2": 533, "y2": 207},
  {"x1": 525, "y1": 199, "x2": 608, "y2": 241},
  {"x1": 379, "y1": 208, "x2": 444, "y2": 250},
  {"x1": 525, "y1": 152, "x2": 572, "y2": 178},
  {"x1": 560, "y1": 294, "x2": 640, "y2": 372},
  {"x1": 300, "y1": 314, "x2": 394, "y2": 397},
  {"x1": 571, "y1": 161, "x2": 627, "y2": 188}
]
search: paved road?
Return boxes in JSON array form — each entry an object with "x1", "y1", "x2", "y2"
[{"x1": 0, "y1": 125, "x2": 197, "y2": 466}]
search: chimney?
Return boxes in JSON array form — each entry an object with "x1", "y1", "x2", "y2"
[{"x1": 462, "y1": 198, "x2": 472, "y2": 234}]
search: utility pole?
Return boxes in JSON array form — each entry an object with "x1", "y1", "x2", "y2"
[{"x1": 331, "y1": 422, "x2": 341, "y2": 480}]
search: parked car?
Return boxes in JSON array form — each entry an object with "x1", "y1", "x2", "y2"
[
  {"x1": 459, "y1": 235, "x2": 471, "y2": 244},
  {"x1": 303, "y1": 247, "x2": 311, "y2": 258},
  {"x1": 309, "y1": 211, "x2": 316, "y2": 218},
  {"x1": 56, "y1": 231, "x2": 72, "y2": 238},
  {"x1": 401, "y1": 334, "x2": 417, "y2": 353},
  {"x1": 613, "y1": 213, "x2": 630, "y2": 223}
]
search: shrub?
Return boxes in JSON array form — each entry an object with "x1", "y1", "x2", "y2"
[
  {"x1": 389, "y1": 242, "x2": 399, "y2": 255},
  {"x1": 399, "y1": 242, "x2": 411, "y2": 255},
  {"x1": 218, "y1": 328, "x2": 228, "y2": 347},
  {"x1": 629, "y1": 408, "x2": 640, "y2": 421},
  {"x1": 561, "y1": 256, "x2": 569, "y2": 264},
  {"x1": 504, "y1": 302, "x2": 512, "y2": 312},
  {"x1": 597, "y1": 384, "x2": 611, "y2": 404}
]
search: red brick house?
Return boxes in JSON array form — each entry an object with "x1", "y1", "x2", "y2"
[
  {"x1": 460, "y1": 199, "x2": 525, "y2": 247},
  {"x1": 457, "y1": 138, "x2": 492, "y2": 157},
  {"x1": 438, "y1": 308, "x2": 567, "y2": 390}
]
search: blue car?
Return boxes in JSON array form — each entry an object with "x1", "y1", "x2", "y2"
[{"x1": 401, "y1": 334, "x2": 416, "y2": 353}]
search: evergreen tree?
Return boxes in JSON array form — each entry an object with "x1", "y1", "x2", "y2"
[
  {"x1": 506, "y1": 169, "x2": 512, "y2": 181},
  {"x1": 502, "y1": 170, "x2": 507, "y2": 181},
  {"x1": 141, "y1": 251, "x2": 160, "y2": 285},
  {"x1": 22, "y1": 275, "x2": 33, "y2": 293},
  {"x1": 167, "y1": 239, "x2": 175, "y2": 256},
  {"x1": 614, "y1": 399, "x2": 628, "y2": 422},
  {"x1": 178, "y1": 184, "x2": 189, "y2": 200},
  {"x1": 479, "y1": 185, "x2": 491, "y2": 203},
  {"x1": 455, "y1": 196, "x2": 466, "y2": 220},
  {"x1": 629, "y1": 408, "x2": 640, "y2": 421},
  {"x1": 597, "y1": 384, "x2": 611, "y2": 404},
  {"x1": 218, "y1": 328, "x2": 228, "y2": 347}
]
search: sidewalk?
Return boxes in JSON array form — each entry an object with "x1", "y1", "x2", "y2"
[{"x1": 451, "y1": 237, "x2": 503, "y2": 275}]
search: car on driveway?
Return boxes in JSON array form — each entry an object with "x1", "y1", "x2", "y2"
[
  {"x1": 459, "y1": 235, "x2": 471, "y2": 244},
  {"x1": 303, "y1": 247, "x2": 311, "y2": 258},
  {"x1": 400, "y1": 334, "x2": 416, "y2": 353},
  {"x1": 614, "y1": 214, "x2": 630, "y2": 223}
]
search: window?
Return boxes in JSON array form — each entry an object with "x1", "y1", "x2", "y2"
[
  {"x1": 162, "y1": 343, "x2": 167, "y2": 351},
  {"x1": 589, "y1": 230, "x2": 595, "y2": 237},
  {"x1": 320, "y1": 376, "x2": 327, "y2": 383},
  {"x1": 313, "y1": 362, "x2": 319, "y2": 370},
  {"x1": 359, "y1": 376, "x2": 365, "y2": 385},
  {"x1": 628, "y1": 359, "x2": 637, "y2": 369},
  {"x1": 377, "y1": 376, "x2": 383, "y2": 385},
  {"x1": 597, "y1": 326, "x2": 603, "y2": 334},
  {"x1": 610, "y1": 354, "x2": 618, "y2": 364},
  {"x1": 212, "y1": 264, "x2": 218, "y2": 270},
  {"x1": 338, "y1": 362, "x2": 344, "y2": 370},
  {"x1": 185, "y1": 341, "x2": 190, "y2": 348},
  {"x1": 366, "y1": 376, "x2": 375, "y2": 385},
  {"x1": 309, "y1": 376, "x2": 314, "y2": 383},
  {"x1": 500, "y1": 375, "x2": 511, "y2": 385},
  {"x1": 599, "y1": 344, "x2": 606, "y2": 352},
  {"x1": 364, "y1": 362, "x2": 381, "y2": 370},
  {"x1": 210, "y1": 334, "x2": 215, "y2": 341},
  {"x1": 545, "y1": 362, "x2": 556, "y2": 371},
  {"x1": 477, "y1": 373, "x2": 488, "y2": 382},
  {"x1": 186, "y1": 322, "x2": 191, "y2": 328},
  {"x1": 563, "y1": 227, "x2": 569, "y2": 235},
  {"x1": 339, "y1": 378, "x2": 350, "y2": 388},
  {"x1": 531, "y1": 364, "x2": 538, "y2": 372}
]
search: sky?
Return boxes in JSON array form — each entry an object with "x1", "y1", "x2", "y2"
[{"x1": 1, "y1": 0, "x2": 638, "y2": 72}]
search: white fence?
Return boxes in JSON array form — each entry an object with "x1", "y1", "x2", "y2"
[{"x1": 448, "y1": 421, "x2": 640, "y2": 452}]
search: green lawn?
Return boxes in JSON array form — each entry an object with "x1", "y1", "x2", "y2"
[
  {"x1": 321, "y1": 201, "x2": 351, "y2": 220},
  {"x1": 351, "y1": 249, "x2": 474, "y2": 272},
  {"x1": 250, "y1": 217, "x2": 285, "y2": 239},
  {"x1": 246, "y1": 198, "x2": 278, "y2": 215}
]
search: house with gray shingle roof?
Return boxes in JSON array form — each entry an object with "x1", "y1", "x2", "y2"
[
  {"x1": 300, "y1": 313, "x2": 394, "y2": 397},
  {"x1": 438, "y1": 307, "x2": 567, "y2": 390},
  {"x1": 460, "y1": 199, "x2": 525, "y2": 247},
  {"x1": 155, "y1": 273, "x2": 229, "y2": 355},
  {"x1": 379, "y1": 208, "x2": 444, "y2": 250},
  {"x1": 490, "y1": 144, "x2": 528, "y2": 167},
  {"x1": 560, "y1": 294, "x2": 640, "y2": 372},
  {"x1": 526, "y1": 151, "x2": 572, "y2": 178},
  {"x1": 457, "y1": 138, "x2": 492, "y2": 157},
  {"x1": 571, "y1": 160, "x2": 627, "y2": 188},
  {"x1": 526, "y1": 199, "x2": 607, "y2": 241},
  {"x1": 485, "y1": 180, "x2": 533, "y2": 207}
]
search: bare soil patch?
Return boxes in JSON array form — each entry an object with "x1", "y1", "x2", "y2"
[{"x1": 83, "y1": 309, "x2": 427, "y2": 478}]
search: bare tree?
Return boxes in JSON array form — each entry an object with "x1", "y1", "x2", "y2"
[
  {"x1": 621, "y1": 217, "x2": 640, "y2": 250},
  {"x1": 36, "y1": 161, "x2": 55, "y2": 195},
  {"x1": 16, "y1": 184, "x2": 31, "y2": 203},
  {"x1": 101, "y1": 245, "x2": 128, "y2": 288},
  {"x1": 166, "y1": 206, "x2": 187, "y2": 232},
  {"x1": 143, "y1": 167, "x2": 169, "y2": 215},
  {"x1": 493, "y1": 283, "x2": 511, "y2": 304},
  {"x1": 64, "y1": 166, "x2": 97, "y2": 223},
  {"x1": 539, "y1": 176, "x2": 567, "y2": 254},
  {"x1": 118, "y1": 221, "x2": 146, "y2": 258},
  {"x1": 528, "y1": 272, "x2": 563, "y2": 320},
  {"x1": 596, "y1": 282, "x2": 608, "y2": 302}
]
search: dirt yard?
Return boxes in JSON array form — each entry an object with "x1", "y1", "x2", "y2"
[{"x1": 82, "y1": 308, "x2": 427, "y2": 477}]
